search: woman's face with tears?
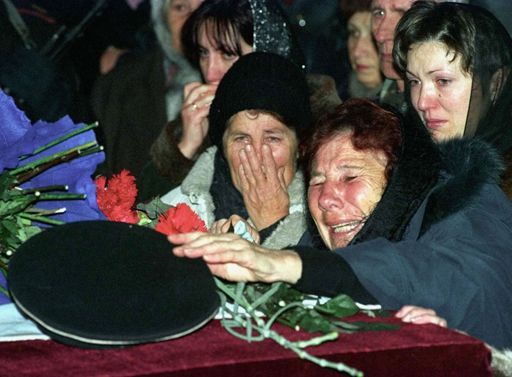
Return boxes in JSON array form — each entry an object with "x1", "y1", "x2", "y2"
[
  {"x1": 223, "y1": 110, "x2": 298, "y2": 193},
  {"x1": 307, "y1": 132, "x2": 388, "y2": 250}
]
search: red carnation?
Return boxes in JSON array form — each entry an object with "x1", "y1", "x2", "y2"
[
  {"x1": 155, "y1": 203, "x2": 207, "y2": 235},
  {"x1": 95, "y1": 170, "x2": 139, "y2": 223}
]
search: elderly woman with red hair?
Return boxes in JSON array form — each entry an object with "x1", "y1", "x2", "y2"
[{"x1": 169, "y1": 98, "x2": 512, "y2": 348}]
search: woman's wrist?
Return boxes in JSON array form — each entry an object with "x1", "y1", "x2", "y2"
[
  {"x1": 178, "y1": 139, "x2": 198, "y2": 159},
  {"x1": 265, "y1": 249, "x2": 302, "y2": 284},
  {"x1": 252, "y1": 210, "x2": 288, "y2": 231}
]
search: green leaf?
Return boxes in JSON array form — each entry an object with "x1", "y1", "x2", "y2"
[
  {"x1": 0, "y1": 197, "x2": 35, "y2": 218},
  {"x1": 297, "y1": 310, "x2": 333, "y2": 333},
  {"x1": 18, "y1": 224, "x2": 41, "y2": 242},
  {"x1": 0, "y1": 174, "x2": 17, "y2": 200},
  {"x1": 137, "y1": 199, "x2": 171, "y2": 220},
  {"x1": 281, "y1": 307, "x2": 307, "y2": 326},
  {"x1": 2, "y1": 217, "x2": 19, "y2": 234},
  {"x1": 315, "y1": 294, "x2": 359, "y2": 318}
]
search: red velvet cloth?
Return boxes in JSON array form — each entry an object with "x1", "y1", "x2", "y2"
[{"x1": 0, "y1": 314, "x2": 491, "y2": 377}]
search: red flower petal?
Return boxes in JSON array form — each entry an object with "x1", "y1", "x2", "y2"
[
  {"x1": 155, "y1": 203, "x2": 207, "y2": 235},
  {"x1": 95, "y1": 170, "x2": 139, "y2": 223}
]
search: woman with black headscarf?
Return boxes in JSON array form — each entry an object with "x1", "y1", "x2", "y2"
[{"x1": 393, "y1": 0, "x2": 512, "y2": 197}]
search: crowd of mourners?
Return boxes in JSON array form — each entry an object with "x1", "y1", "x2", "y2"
[{"x1": 2, "y1": 0, "x2": 512, "y2": 357}]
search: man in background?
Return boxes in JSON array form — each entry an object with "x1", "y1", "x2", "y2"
[{"x1": 370, "y1": 0, "x2": 467, "y2": 112}]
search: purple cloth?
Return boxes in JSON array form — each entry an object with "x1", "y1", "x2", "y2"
[
  {"x1": 0, "y1": 273, "x2": 10, "y2": 305},
  {"x1": 0, "y1": 91, "x2": 32, "y2": 171},
  {"x1": 18, "y1": 117, "x2": 106, "y2": 222},
  {"x1": 0, "y1": 89, "x2": 106, "y2": 222}
]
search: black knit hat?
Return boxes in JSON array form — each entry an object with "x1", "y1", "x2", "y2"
[{"x1": 208, "y1": 52, "x2": 312, "y2": 150}]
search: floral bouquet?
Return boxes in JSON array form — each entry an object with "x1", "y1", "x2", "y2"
[
  {"x1": 95, "y1": 169, "x2": 207, "y2": 234},
  {"x1": 0, "y1": 90, "x2": 105, "y2": 301}
]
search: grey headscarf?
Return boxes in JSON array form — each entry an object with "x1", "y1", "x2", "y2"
[{"x1": 150, "y1": 0, "x2": 201, "y2": 120}]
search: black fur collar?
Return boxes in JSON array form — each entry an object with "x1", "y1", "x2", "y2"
[
  {"x1": 351, "y1": 114, "x2": 505, "y2": 244},
  {"x1": 350, "y1": 112, "x2": 440, "y2": 245},
  {"x1": 307, "y1": 112, "x2": 505, "y2": 247},
  {"x1": 419, "y1": 137, "x2": 505, "y2": 234}
]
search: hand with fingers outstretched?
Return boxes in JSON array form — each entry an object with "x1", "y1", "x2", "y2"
[
  {"x1": 236, "y1": 144, "x2": 290, "y2": 231},
  {"x1": 169, "y1": 232, "x2": 301, "y2": 283},
  {"x1": 178, "y1": 82, "x2": 217, "y2": 159}
]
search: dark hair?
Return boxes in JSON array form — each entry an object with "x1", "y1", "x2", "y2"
[
  {"x1": 339, "y1": 0, "x2": 372, "y2": 22},
  {"x1": 393, "y1": 1, "x2": 512, "y2": 151},
  {"x1": 300, "y1": 98, "x2": 402, "y2": 184},
  {"x1": 394, "y1": 1, "x2": 512, "y2": 81},
  {"x1": 181, "y1": 0, "x2": 253, "y2": 67}
]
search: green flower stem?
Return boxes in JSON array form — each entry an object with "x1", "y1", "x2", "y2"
[
  {"x1": 234, "y1": 282, "x2": 246, "y2": 316},
  {"x1": 290, "y1": 332, "x2": 339, "y2": 348},
  {"x1": 20, "y1": 185, "x2": 69, "y2": 195},
  {"x1": 289, "y1": 342, "x2": 363, "y2": 376},
  {"x1": 265, "y1": 301, "x2": 304, "y2": 329},
  {"x1": 250, "y1": 282, "x2": 283, "y2": 310},
  {"x1": 1, "y1": 193, "x2": 84, "y2": 218},
  {"x1": 19, "y1": 213, "x2": 65, "y2": 225},
  {"x1": 38, "y1": 193, "x2": 86, "y2": 200},
  {"x1": 24, "y1": 207, "x2": 65, "y2": 215},
  {"x1": 13, "y1": 144, "x2": 102, "y2": 186},
  {"x1": 216, "y1": 281, "x2": 363, "y2": 376},
  {"x1": 20, "y1": 123, "x2": 99, "y2": 160},
  {"x1": 219, "y1": 302, "x2": 362, "y2": 376},
  {"x1": 221, "y1": 316, "x2": 265, "y2": 342},
  {"x1": 11, "y1": 141, "x2": 98, "y2": 178},
  {"x1": 267, "y1": 325, "x2": 361, "y2": 376},
  {"x1": 215, "y1": 278, "x2": 253, "y2": 312},
  {"x1": 77, "y1": 145, "x2": 104, "y2": 159}
]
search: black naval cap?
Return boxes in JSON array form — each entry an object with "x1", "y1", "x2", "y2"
[{"x1": 8, "y1": 221, "x2": 219, "y2": 348}]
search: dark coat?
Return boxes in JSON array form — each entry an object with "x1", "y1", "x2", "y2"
[
  {"x1": 90, "y1": 0, "x2": 200, "y2": 180},
  {"x1": 136, "y1": 116, "x2": 210, "y2": 202},
  {"x1": 91, "y1": 48, "x2": 168, "y2": 178},
  {"x1": 295, "y1": 129, "x2": 512, "y2": 348},
  {"x1": 502, "y1": 148, "x2": 512, "y2": 198}
]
